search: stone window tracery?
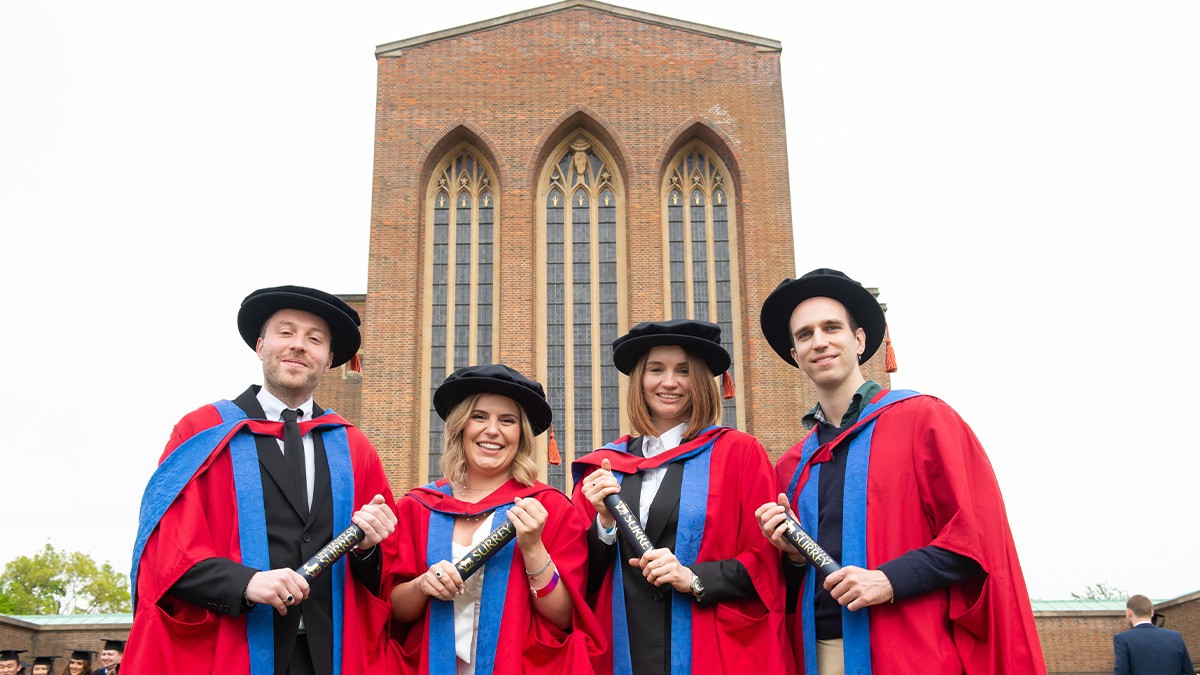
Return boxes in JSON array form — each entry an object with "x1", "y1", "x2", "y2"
[
  {"x1": 423, "y1": 146, "x2": 497, "y2": 481},
  {"x1": 539, "y1": 134, "x2": 624, "y2": 491},
  {"x1": 664, "y1": 142, "x2": 742, "y2": 427}
]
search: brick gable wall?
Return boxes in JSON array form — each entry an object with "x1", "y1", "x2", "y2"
[{"x1": 360, "y1": 6, "x2": 828, "y2": 491}]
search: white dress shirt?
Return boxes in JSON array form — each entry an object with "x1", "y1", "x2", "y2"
[
  {"x1": 597, "y1": 422, "x2": 687, "y2": 543},
  {"x1": 256, "y1": 388, "x2": 318, "y2": 631},
  {"x1": 256, "y1": 387, "x2": 316, "y2": 506}
]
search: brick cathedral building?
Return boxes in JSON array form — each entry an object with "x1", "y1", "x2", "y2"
[{"x1": 317, "y1": 0, "x2": 892, "y2": 494}]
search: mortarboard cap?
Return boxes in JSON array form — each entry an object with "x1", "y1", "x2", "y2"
[
  {"x1": 101, "y1": 638, "x2": 126, "y2": 652},
  {"x1": 611, "y1": 319, "x2": 731, "y2": 376},
  {"x1": 0, "y1": 649, "x2": 27, "y2": 661},
  {"x1": 433, "y1": 364, "x2": 553, "y2": 436},
  {"x1": 759, "y1": 269, "x2": 888, "y2": 367},
  {"x1": 237, "y1": 285, "x2": 362, "y2": 368}
]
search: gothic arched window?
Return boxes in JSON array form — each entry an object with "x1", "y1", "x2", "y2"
[
  {"x1": 538, "y1": 134, "x2": 625, "y2": 491},
  {"x1": 663, "y1": 142, "x2": 743, "y2": 427},
  {"x1": 421, "y1": 145, "x2": 498, "y2": 482}
]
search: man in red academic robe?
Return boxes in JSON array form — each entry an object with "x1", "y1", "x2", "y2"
[
  {"x1": 126, "y1": 285, "x2": 399, "y2": 675},
  {"x1": 756, "y1": 269, "x2": 1046, "y2": 674}
]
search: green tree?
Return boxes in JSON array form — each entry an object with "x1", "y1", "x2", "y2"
[
  {"x1": 1071, "y1": 581, "x2": 1128, "y2": 601},
  {"x1": 0, "y1": 544, "x2": 131, "y2": 614}
]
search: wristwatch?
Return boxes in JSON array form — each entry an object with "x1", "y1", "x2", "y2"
[{"x1": 689, "y1": 570, "x2": 705, "y2": 599}]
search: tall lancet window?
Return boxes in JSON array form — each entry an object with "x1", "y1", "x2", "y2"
[
  {"x1": 663, "y1": 142, "x2": 743, "y2": 428},
  {"x1": 421, "y1": 146, "x2": 497, "y2": 482},
  {"x1": 538, "y1": 134, "x2": 626, "y2": 492}
]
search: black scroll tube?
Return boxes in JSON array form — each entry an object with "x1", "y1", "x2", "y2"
[
  {"x1": 301, "y1": 515, "x2": 522, "y2": 584},
  {"x1": 780, "y1": 512, "x2": 842, "y2": 575},
  {"x1": 453, "y1": 518, "x2": 517, "y2": 581},
  {"x1": 296, "y1": 524, "x2": 366, "y2": 582},
  {"x1": 602, "y1": 493, "x2": 656, "y2": 556}
]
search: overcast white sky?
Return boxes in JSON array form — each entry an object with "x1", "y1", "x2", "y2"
[{"x1": 2, "y1": 1, "x2": 1197, "y2": 603}]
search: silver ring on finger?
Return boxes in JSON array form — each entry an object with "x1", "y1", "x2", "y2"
[
  {"x1": 285, "y1": 594, "x2": 294, "y2": 603},
  {"x1": 434, "y1": 570, "x2": 443, "y2": 579}
]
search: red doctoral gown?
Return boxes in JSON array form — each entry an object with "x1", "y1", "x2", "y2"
[
  {"x1": 125, "y1": 401, "x2": 398, "y2": 675},
  {"x1": 387, "y1": 479, "x2": 605, "y2": 674},
  {"x1": 777, "y1": 391, "x2": 1045, "y2": 674}
]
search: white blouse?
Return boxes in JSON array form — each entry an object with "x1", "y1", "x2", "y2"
[{"x1": 451, "y1": 512, "x2": 494, "y2": 675}]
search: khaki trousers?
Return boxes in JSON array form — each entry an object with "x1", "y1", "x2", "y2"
[{"x1": 816, "y1": 638, "x2": 844, "y2": 675}]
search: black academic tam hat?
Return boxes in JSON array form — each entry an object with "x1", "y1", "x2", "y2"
[
  {"x1": 101, "y1": 638, "x2": 126, "y2": 652},
  {"x1": 68, "y1": 649, "x2": 95, "y2": 660},
  {"x1": 759, "y1": 268, "x2": 886, "y2": 368},
  {"x1": 236, "y1": 285, "x2": 362, "y2": 368},
  {"x1": 611, "y1": 319, "x2": 731, "y2": 376},
  {"x1": 433, "y1": 364, "x2": 553, "y2": 436},
  {"x1": 32, "y1": 655, "x2": 57, "y2": 667},
  {"x1": 0, "y1": 649, "x2": 26, "y2": 661}
]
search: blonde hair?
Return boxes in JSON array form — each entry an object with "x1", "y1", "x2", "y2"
[
  {"x1": 441, "y1": 393, "x2": 538, "y2": 486},
  {"x1": 626, "y1": 349, "x2": 722, "y2": 441}
]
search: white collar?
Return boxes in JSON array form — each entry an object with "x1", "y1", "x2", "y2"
[
  {"x1": 257, "y1": 387, "x2": 314, "y2": 421},
  {"x1": 643, "y1": 422, "x2": 687, "y2": 457}
]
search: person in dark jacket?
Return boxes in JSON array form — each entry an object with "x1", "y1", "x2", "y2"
[{"x1": 1113, "y1": 594, "x2": 1194, "y2": 675}]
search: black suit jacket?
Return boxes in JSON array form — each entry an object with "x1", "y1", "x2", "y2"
[
  {"x1": 169, "y1": 386, "x2": 380, "y2": 675},
  {"x1": 1113, "y1": 622, "x2": 1194, "y2": 675},
  {"x1": 586, "y1": 437, "x2": 755, "y2": 675}
]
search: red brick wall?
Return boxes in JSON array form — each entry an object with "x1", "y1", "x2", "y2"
[
  {"x1": 315, "y1": 295, "x2": 364, "y2": 425},
  {"x1": 365, "y1": 5, "x2": 805, "y2": 491},
  {"x1": 1035, "y1": 611, "x2": 1127, "y2": 674},
  {"x1": 0, "y1": 616, "x2": 128, "y2": 670},
  {"x1": 0, "y1": 618, "x2": 30, "y2": 651},
  {"x1": 1033, "y1": 593, "x2": 1200, "y2": 673},
  {"x1": 1160, "y1": 591, "x2": 1200, "y2": 671}
]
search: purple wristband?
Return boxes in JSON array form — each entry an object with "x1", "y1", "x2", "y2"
[{"x1": 530, "y1": 570, "x2": 560, "y2": 598}]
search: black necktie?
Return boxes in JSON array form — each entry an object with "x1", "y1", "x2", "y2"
[{"x1": 281, "y1": 408, "x2": 309, "y2": 513}]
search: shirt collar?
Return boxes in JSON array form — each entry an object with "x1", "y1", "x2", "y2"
[
  {"x1": 803, "y1": 380, "x2": 883, "y2": 430},
  {"x1": 643, "y1": 422, "x2": 687, "y2": 457},
  {"x1": 257, "y1": 387, "x2": 314, "y2": 422}
]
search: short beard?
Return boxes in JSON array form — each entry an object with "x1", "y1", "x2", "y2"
[{"x1": 262, "y1": 361, "x2": 323, "y2": 406}]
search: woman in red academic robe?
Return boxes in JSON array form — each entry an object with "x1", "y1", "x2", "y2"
[
  {"x1": 573, "y1": 319, "x2": 793, "y2": 675},
  {"x1": 388, "y1": 364, "x2": 604, "y2": 674}
]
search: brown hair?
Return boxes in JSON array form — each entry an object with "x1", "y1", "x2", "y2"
[
  {"x1": 441, "y1": 393, "x2": 538, "y2": 486},
  {"x1": 626, "y1": 347, "x2": 722, "y2": 441},
  {"x1": 1126, "y1": 594, "x2": 1153, "y2": 618},
  {"x1": 63, "y1": 657, "x2": 93, "y2": 675}
]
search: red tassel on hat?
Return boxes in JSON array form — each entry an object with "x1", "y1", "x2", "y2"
[
  {"x1": 721, "y1": 371, "x2": 735, "y2": 400},
  {"x1": 884, "y1": 327, "x2": 898, "y2": 373},
  {"x1": 547, "y1": 424, "x2": 561, "y2": 466},
  {"x1": 349, "y1": 353, "x2": 362, "y2": 373}
]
